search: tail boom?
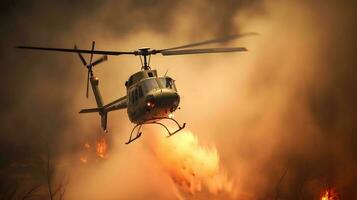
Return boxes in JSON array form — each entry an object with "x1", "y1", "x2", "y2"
[{"x1": 79, "y1": 86, "x2": 127, "y2": 131}]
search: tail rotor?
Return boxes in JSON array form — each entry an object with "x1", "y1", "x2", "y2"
[{"x1": 75, "y1": 41, "x2": 108, "y2": 98}]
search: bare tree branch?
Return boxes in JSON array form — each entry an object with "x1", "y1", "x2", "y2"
[
  {"x1": 44, "y1": 133, "x2": 70, "y2": 200},
  {"x1": 274, "y1": 168, "x2": 288, "y2": 200},
  {"x1": 46, "y1": 142, "x2": 53, "y2": 200},
  {"x1": 22, "y1": 185, "x2": 41, "y2": 200}
]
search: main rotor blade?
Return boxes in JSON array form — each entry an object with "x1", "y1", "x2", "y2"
[
  {"x1": 158, "y1": 32, "x2": 258, "y2": 52},
  {"x1": 161, "y1": 47, "x2": 247, "y2": 56},
  {"x1": 89, "y1": 41, "x2": 95, "y2": 64},
  {"x1": 16, "y1": 46, "x2": 135, "y2": 55},
  {"x1": 91, "y1": 55, "x2": 108, "y2": 67},
  {"x1": 74, "y1": 45, "x2": 87, "y2": 66}
]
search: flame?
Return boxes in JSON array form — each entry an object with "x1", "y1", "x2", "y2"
[
  {"x1": 79, "y1": 143, "x2": 90, "y2": 164},
  {"x1": 79, "y1": 138, "x2": 108, "y2": 164},
  {"x1": 79, "y1": 155, "x2": 88, "y2": 164},
  {"x1": 150, "y1": 129, "x2": 234, "y2": 197},
  {"x1": 320, "y1": 188, "x2": 339, "y2": 200},
  {"x1": 96, "y1": 135, "x2": 108, "y2": 159},
  {"x1": 84, "y1": 143, "x2": 90, "y2": 149}
]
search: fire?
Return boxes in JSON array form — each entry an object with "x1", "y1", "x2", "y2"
[
  {"x1": 84, "y1": 143, "x2": 90, "y2": 149},
  {"x1": 79, "y1": 138, "x2": 108, "y2": 164},
  {"x1": 79, "y1": 143, "x2": 90, "y2": 164},
  {"x1": 320, "y1": 188, "x2": 339, "y2": 200},
  {"x1": 150, "y1": 129, "x2": 234, "y2": 197},
  {"x1": 96, "y1": 135, "x2": 108, "y2": 159},
  {"x1": 79, "y1": 155, "x2": 88, "y2": 164}
]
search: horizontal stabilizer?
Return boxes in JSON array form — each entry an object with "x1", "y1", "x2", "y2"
[{"x1": 79, "y1": 107, "x2": 102, "y2": 113}]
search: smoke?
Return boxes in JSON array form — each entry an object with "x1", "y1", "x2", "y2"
[{"x1": 0, "y1": 0, "x2": 356, "y2": 199}]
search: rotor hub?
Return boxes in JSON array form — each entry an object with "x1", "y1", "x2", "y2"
[{"x1": 138, "y1": 47, "x2": 152, "y2": 70}]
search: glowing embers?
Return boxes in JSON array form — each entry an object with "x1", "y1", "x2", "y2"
[
  {"x1": 320, "y1": 188, "x2": 339, "y2": 200},
  {"x1": 79, "y1": 135, "x2": 109, "y2": 164}
]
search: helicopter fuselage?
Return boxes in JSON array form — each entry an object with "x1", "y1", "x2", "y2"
[{"x1": 125, "y1": 69, "x2": 180, "y2": 124}]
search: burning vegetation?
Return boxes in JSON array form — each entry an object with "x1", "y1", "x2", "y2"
[
  {"x1": 95, "y1": 135, "x2": 108, "y2": 159},
  {"x1": 150, "y1": 130, "x2": 235, "y2": 198},
  {"x1": 320, "y1": 188, "x2": 340, "y2": 200},
  {"x1": 79, "y1": 135, "x2": 109, "y2": 164}
]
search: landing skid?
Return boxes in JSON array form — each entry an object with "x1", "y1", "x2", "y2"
[{"x1": 125, "y1": 117, "x2": 186, "y2": 144}]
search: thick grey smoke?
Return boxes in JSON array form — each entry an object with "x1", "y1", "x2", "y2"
[{"x1": 0, "y1": 0, "x2": 356, "y2": 199}]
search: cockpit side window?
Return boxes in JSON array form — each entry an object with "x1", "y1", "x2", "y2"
[
  {"x1": 129, "y1": 90, "x2": 133, "y2": 104},
  {"x1": 138, "y1": 86, "x2": 143, "y2": 98},
  {"x1": 157, "y1": 77, "x2": 177, "y2": 91},
  {"x1": 131, "y1": 91, "x2": 134, "y2": 103},
  {"x1": 134, "y1": 88, "x2": 139, "y2": 102},
  {"x1": 169, "y1": 78, "x2": 177, "y2": 91},
  {"x1": 166, "y1": 77, "x2": 173, "y2": 89}
]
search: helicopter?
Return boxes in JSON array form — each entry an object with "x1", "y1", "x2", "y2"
[{"x1": 17, "y1": 33, "x2": 255, "y2": 144}]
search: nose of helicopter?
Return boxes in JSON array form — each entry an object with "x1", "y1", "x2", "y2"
[{"x1": 148, "y1": 89, "x2": 180, "y2": 112}]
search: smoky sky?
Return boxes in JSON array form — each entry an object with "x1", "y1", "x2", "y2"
[
  {"x1": 0, "y1": 0, "x2": 260, "y2": 156},
  {"x1": 0, "y1": 0, "x2": 356, "y2": 199}
]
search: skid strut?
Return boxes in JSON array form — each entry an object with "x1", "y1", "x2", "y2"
[
  {"x1": 125, "y1": 124, "x2": 143, "y2": 145},
  {"x1": 125, "y1": 117, "x2": 186, "y2": 144}
]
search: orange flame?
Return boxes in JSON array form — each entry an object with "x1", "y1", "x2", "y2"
[
  {"x1": 320, "y1": 188, "x2": 339, "y2": 200},
  {"x1": 150, "y1": 130, "x2": 234, "y2": 197},
  {"x1": 79, "y1": 155, "x2": 88, "y2": 164},
  {"x1": 79, "y1": 143, "x2": 90, "y2": 164},
  {"x1": 84, "y1": 143, "x2": 90, "y2": 149},
  {"x1": 96, "y1": 136, "x2": 108, "y2": 159},
  {"x1": 79, "y1": 138, "x2": 108, "y2": 164}
]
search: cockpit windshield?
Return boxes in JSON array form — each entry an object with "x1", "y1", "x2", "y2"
[
  {"x1": 157, "y1": 77, "x2": 177, "y2": 91},
  {"x1": 142, "y1": 78, "x2": 159, "y2": 93}
]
